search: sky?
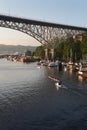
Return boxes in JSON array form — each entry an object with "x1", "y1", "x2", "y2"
[{"x1": 0, "y1": 0, "x2": 87, "y2": 46}]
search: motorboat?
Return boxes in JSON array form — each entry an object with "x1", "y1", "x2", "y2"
[
  {"x1": 67, "y1": 61, "x2": 73, "y2": 70},
  {"x1": 78, "y1": 60, "x2": 87, "y2": 77},
  {"x1": 48, "y1": 61, "x2": 58, "y2": 67}
]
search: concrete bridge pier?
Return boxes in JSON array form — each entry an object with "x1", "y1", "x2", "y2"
[
  {"x1": 50, "y1": 48, "x2": 54, "y2": 60},
  {"x1": 44, "y1": 48, "x2": 55, "y2": 60},
  {"x1": 44, "y1": 48, "x2": 48, "y2": 60}
]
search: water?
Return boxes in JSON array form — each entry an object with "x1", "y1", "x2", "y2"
[{"x1": 0, "y1": 59, "x2": 87, "y2": 130}]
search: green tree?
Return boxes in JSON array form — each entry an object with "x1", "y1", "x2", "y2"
[
  {"x1": 55, "y1": 42, "x2": 64, "y2": 60},
  {"x1": 34, "y1": 46, "x2": 45, "y2": 58},
  {"x1": 72, "y1": 40, "x2": 82, "y2": 62},
  {"x1": 81, "y1": 36, "x2": 87, "y2": 59}
]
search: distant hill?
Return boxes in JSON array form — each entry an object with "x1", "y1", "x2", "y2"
[{"x1": 0, "y1": 44, "x2": 37, "y2": 54}]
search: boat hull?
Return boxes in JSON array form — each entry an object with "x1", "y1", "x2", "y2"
[{"x1": 78, "y1": 71, "x2": 87, "y2": 77}]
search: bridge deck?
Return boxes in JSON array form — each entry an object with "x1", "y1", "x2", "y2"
[{"x1": 0, "y1": 14, "x2": 87, "y2": 31}]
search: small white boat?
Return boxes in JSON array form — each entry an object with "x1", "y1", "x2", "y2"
[
  {"x1": 48, "y1": 62, "x2": 57, "y2": 67},
  {"x1": 78, "y1": 60, "x2": 87, "y2": 77},
  {"x1": 37, "y1": 66, "x2": 41, "y2": 69}
]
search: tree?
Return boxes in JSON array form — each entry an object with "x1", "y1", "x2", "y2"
[
  {"x1": 25, "y1": 50, "x2": 31, "y2": 56},
  {"x1": 72, "y1": 40, "x2": 82, "y2": 62},
  {"x1": 81, "y1": 36, "x2": 87, "y2": 59},
  {"x1": 55, "y1": 42, "x2": 64, "y2": 60},
  {"x1": 34, "y1": 46, "x2": 45, "y2": 58}
]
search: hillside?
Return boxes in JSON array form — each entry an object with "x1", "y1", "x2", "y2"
[{"x1": 0, "y1": 44, "x2": 37, "y2": 54}]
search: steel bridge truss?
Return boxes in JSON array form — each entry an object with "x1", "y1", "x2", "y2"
[{"x1": 0, "y1": 15, "x2": 86, "y2": 45}]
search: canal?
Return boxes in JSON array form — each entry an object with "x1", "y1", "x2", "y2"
[{"x1": 0, "y1": 59, "x2": 87, "y2": 130}]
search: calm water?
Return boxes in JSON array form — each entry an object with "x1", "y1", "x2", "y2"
[{"x1": 0, "y1": 59, "x2": 87, "y2": 130}]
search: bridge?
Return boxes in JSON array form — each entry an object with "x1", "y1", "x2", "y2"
[{"x1": 0, "y1": 14, "x2": 87, "y2": 59}]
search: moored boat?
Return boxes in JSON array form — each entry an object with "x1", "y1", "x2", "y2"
[
  {"x1": 48, "y1": 61, "x2": 58, "y2": 67},
  {"x1": 78, "y1": 60, "x2": 87, "y2": 77}
]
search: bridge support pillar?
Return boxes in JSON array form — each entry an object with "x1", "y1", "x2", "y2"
[
  {"x1": 50, "y1": 48, "x2": 54, "y2": 60},
  {"x1": 44, "y1": 48, "x2": 48, "y2": 60}
]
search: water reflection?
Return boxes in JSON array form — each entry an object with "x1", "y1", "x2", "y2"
[
  {"x1": 56, "y1": 86, "x2": 60, "y2": 91},
  {"x1": 0, "y1": 59, "x2": 87, "y2": 130},
  {"x1": 78, "y1": 75, "x2": 83, "y2": 82}
]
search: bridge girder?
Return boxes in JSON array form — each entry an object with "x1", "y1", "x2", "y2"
[{"x1": 0, "y1": 15, "x2": 86, "y2": 45}]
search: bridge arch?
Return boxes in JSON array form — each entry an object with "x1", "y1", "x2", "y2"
[
  {"x1": 0, "y1": 15, "x2": 87, "y2": 48},
  {"x1": 0, "y1": 21, "x2": 47, "y2": 45},
  {"x1": 0, "y1": 14, "x2": 87, "y2": 60},
  {"x1": 0, "y1": 14, "x2": 87, "y2": 46}
]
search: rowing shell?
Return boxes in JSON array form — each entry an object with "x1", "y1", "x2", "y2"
[{"x1": 48, "y1": 76, "x2": 59, "y2": 82}]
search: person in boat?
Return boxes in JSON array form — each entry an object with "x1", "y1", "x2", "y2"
[
  {"x1": 55, "y1": 80, "x2": 62, "y2": 88},
  {"x1": 58, "y1": 80, "x2": 62, "y2": 85},
  {"x1": 48, "y1": 75, "x2": 62, "y2": 86}
]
